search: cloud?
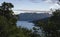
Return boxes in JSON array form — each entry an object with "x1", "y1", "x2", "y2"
[
  {"x1": 49, "y1": 3, "x2": 60, "y2": 10},
  {"x1": 44, "y1": 0, "x2": 59, "y2": 4},
  {"x1": 29, "y1": 0, "x2": 41, "y2": 3},
  {"x1": 29, "y1": 0, "x2": 59, "y2": 4},
  {"x1": 43, "y1": 0, "x2": 60, "y2": 10}
]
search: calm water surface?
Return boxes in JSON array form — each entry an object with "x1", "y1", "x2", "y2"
[{"x1": 16, "y1": 21, "x2": 35, "y2": 29}]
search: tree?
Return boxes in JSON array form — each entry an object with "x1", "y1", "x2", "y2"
[
  {"x1": 34, "y1": 9, "x2": 60, "y2": 37},
  {"x1": 0, "y1": 2, "x2": 14, "y2": 19},
  {"x1": 2, "y1": 2, "x2": 14, "y2": 10},
  {"x1": 0, "y1": 2, "x2": 33, "y2": 37}
]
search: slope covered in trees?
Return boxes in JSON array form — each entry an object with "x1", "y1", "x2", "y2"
[
  {"x1": 34, "y1": 9, "x2": 60, "y2": 37},
  {"x1": 0, "y1": 2, "x2": 33, "y2": 37}
]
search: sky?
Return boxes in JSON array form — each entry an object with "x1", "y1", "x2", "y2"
[{"x1": 0, "y1": 0, "x2": 60, "y2": 14}]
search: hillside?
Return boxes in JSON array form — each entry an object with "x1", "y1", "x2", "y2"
[{"x1": 18, "y1": 13, "x2": 52, "y2": 21}]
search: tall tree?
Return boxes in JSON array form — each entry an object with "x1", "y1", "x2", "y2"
[
  {"x1": 2, "y1": 2, "x2": 14, "y2": 10},
  {"x1": 0, "y1": 2, "x2": 33, "y2": 37}
]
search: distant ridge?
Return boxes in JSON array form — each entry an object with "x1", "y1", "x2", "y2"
[{"x1": 18, "y1": 13, "x2": 52, "y2": 21}]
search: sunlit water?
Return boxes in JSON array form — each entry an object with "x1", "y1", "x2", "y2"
[
  {"x1": 17, "y1": 13, "x2": 51, "y2": 29},
  {"x1": 16, "y1": 13, "x2": 51, "y2": 37},
  {"x1": 16, "y1": 21, "x2": 45, "y2": 37},
  {"x1": 16, "y1": 21, "x2": 35, "y2": 29}
]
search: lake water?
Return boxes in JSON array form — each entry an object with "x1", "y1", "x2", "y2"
[
  {"x1": 17, "y1": 13, "x2": 51, "y2": 29},
  {"x1": 16, "y1": 13, "x2": 51, "y2": 37},
  {"x1": 16, "y1": 21, "x2": 45, "y2": 37},
  {"x1": 16, "y1": 21, "x2": 35, "y2": 29}
]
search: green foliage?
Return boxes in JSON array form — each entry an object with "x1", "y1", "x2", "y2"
[
  {"x1": 2, "y1": 2, "x2": 14, "y2": 10},
  {"x1": 35, "y1": 9, "x2": 60, "y2": 37},
  {"x1": 0, "y1": 2, "x2": 33, "y2": 37}
]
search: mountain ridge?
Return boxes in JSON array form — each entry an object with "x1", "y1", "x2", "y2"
[{"x1": 18, "y1": 13, "x2": 52, "y2": 21}]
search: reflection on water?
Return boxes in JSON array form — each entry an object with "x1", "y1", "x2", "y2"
[{"x1": 16, "y1": 21, "x2": 35, "y2": 29}]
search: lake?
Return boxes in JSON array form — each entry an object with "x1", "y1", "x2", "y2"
[
  {"x1": 16, "y1": 13, "x2": 51, "y2": 29},
  {"x1": 16, "y1": 21, "x2": 45, "y2": 37},
  {"x1": 16, "y1": 21, "x2": 35, "y2": 29}
]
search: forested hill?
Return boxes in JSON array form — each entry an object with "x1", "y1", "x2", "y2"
[{"x1": 19, "y1": 13, "x2": 52, "y2": 21}]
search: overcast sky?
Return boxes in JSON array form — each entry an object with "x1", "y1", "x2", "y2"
[{"x1": 0, "y1": 0, "x2": 60, "y2": 14}]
